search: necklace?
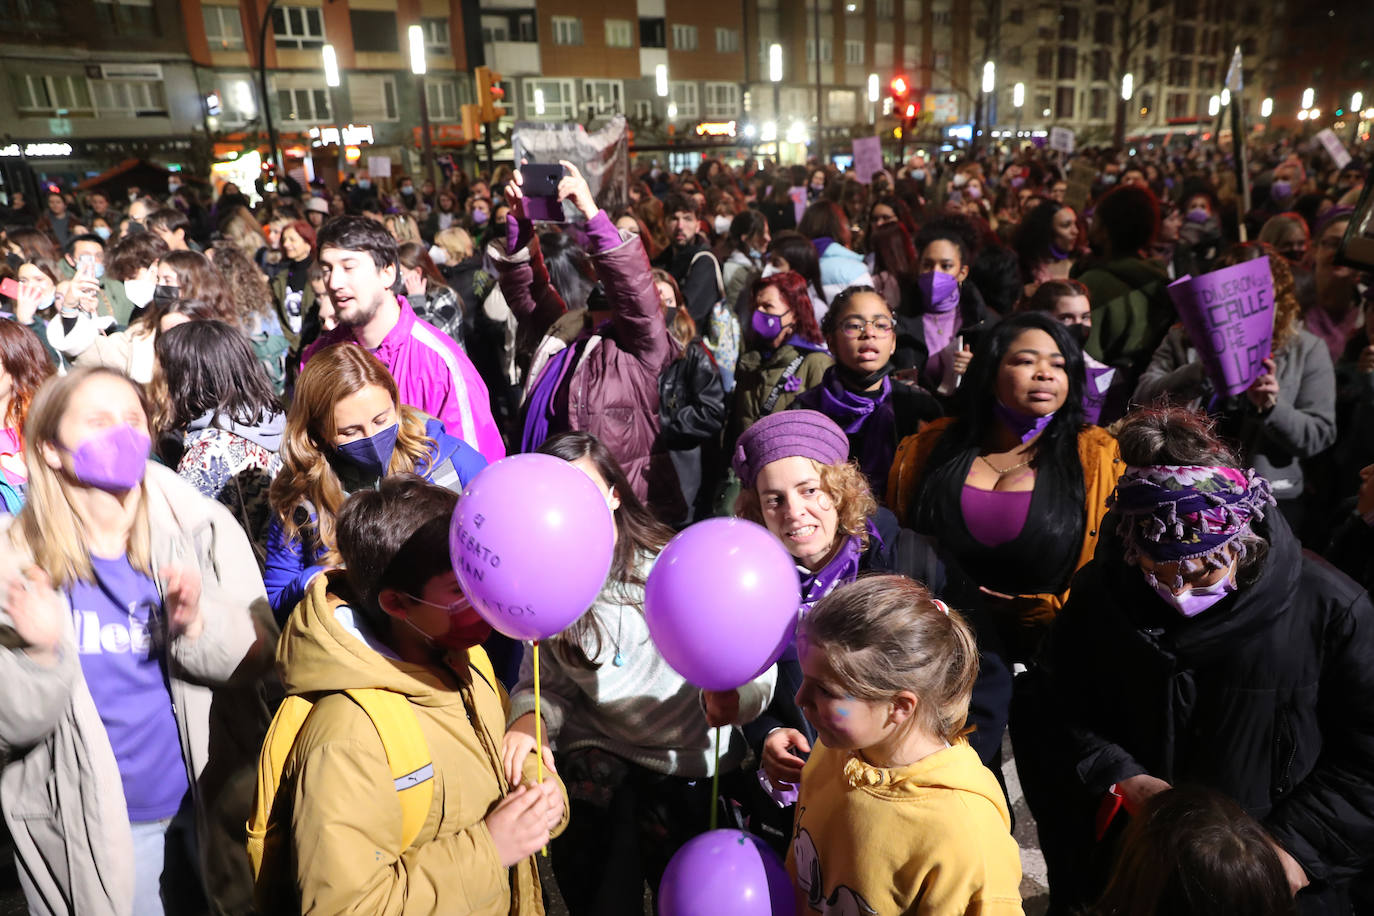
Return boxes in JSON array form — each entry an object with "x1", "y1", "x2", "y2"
[
  {"x1": 610, "y1": 606, "x2": 626, "y2": 667},
  {"x1": 978, "y1": 452, "x2": 1033, "y2": 476}
]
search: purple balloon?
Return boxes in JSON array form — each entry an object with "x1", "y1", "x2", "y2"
[
  {"x1": 659, "y1": 829, "x2": 793, "y2": 916},
  {"x1": 644, "y1": 518, "x2": 800, "y2": 691},
  {"x1": 449, "y1": 453, "x2": 615, "y2": 641}
]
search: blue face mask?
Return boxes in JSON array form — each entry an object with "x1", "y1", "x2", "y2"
[
  {"x1": 94, "y1": 226, "x2": 112, "y2": 240},
  {"x1": 335, "y1": 423, "x2": 399, "y2": 478},
  {"x1": 358, "y1": 179, "x2": 372, "y2": 190}
]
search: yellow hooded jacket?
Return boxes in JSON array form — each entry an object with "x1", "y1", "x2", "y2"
[
  {"x1": 270, "y1": 572, "x2": 567, "y2": 915},
  {"x1": 787, "y1": 740, "x2": 1023, "y2": 916}
]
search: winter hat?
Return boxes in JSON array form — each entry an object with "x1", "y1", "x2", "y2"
[
  {"x1": 305, "y1": 196, "x2": 330, "y2": 216},
  {"x1": 732, "y1": 409, "x2": 850, "y2": 489}
]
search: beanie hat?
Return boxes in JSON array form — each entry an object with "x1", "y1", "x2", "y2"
[{"x1": 732, "y1": 409, "x2": 850, "y2": 489}]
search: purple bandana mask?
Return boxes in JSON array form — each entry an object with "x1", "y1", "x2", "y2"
[
  {"x1": 918, "y1": 270, "x2": 960, "y2": 313},
  {"x1": 67, "y1": 424, "x2": 150, "y2": 493}
]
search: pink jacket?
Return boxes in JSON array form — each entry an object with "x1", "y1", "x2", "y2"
[{"x1": 303, "y1": 296, "x2": 506, "y2": 461}]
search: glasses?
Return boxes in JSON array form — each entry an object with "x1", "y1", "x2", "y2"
[{"x1": 837, "y1": 317, "x2": 896, "y2": 338}]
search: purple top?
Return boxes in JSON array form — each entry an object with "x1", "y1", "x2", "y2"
[
  {"x1": 69, "y1": 555, "x2": 189, "y2": 821},
  {"x1": 961, "y1": 485, "x2": 1033, "y2": 547}
]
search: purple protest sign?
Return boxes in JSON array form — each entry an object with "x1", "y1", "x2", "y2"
[
  {"x1": 789, "y1": 186, "x2": 807, "y2": 224},
  {"x1": 1082, "y1": 363, "x2": 1116, "y2": 425},
  {"x1": 1166, "y1": 257, "x2": 1275, "y2": 398}
]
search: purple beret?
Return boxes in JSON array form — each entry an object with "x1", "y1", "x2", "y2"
[{"x1": 732, "y1": 409, "x2": 850, "y2": 489}]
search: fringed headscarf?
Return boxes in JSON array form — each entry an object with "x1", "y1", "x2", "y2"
[{"x1": 1109, "y1": 464, "x2": 1275, "y2": 588}]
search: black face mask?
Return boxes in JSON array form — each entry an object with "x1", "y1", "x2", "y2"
[
  {"x1": 152, "y1": 284, "x2": 180, "y2": 309},
  {"x1": 835, "y1": 361, "x2": 894, "y2": 392},
  {"x1": 1067, "y1": 323, "x2": 1090, "y2": 350}
]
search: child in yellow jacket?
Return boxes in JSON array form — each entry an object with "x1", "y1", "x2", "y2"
[{"x1": 785, "y1": 574, "x2": 1023, "y2": 915}]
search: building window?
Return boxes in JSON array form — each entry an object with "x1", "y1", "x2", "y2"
[
  {"x1": 704, "y1": 81, "x2": 739, "y2": 117},
  {"x1": 1171, "y1": 24, "x2": 1194, "y2": 54},
  {"x1": 0, "y1": 0, "x2": 60, "y2": 29},
  {"x1": 1090, "y1": 87, "x2": 1108, "y2": 119},
  {"x1": 422, "y1": 17, "x2": 450, "y2": 53},
  {"x1": 93, "y1": 0, "x2": 158, "y2": 36},
  {"x1": 1146, "y1": 21, "x2": 1158, "y2": 48},
  {"x1": 11, "y1": 74, "x2": 94, "y2": 115},
  {"x1": 91, "y1": 78, "x2": 167, "y2": 117},
  {"x1": 1167, "y1": 91, "x2": 1189, "y2": 118},
  {"x1": 874, "y1": 42, "x2": 893, "y2": 66},
  {"x1": 481, "y1": 15, "x2": 507, "y2": 42},
  {"x1": 1168, "y1": 57, "x2": 1192, "y2": 85},
  {"x1": 672, "y1": 24, "x2": 698, "y2": 51},
  {"x1": 932, "y1": 8, "x2": 951, "y2": 26},
  {"x1": 1035, "y1": 93, "x2": 1052, "y2": 115},
  {"x1": 273, "y1": 5, "x2": 325, "y2": 49},
  {"x1": 640, "y1": 17, "x2": 665, "y2": 48},
  {"x1": 351, "y1": 10, "x2": 398, "y2": 53},
  {"x1": 523, "y1": 79, "x2": 575, "y2": 119},
  {"x1": 1055, "y1": 85, "x2": 1074, "y2": 118},
  {"x1": 582, "y1": 79, "x2": 623, "y2": 115},
  {"x1": 348, "y1": 74, "x2": 400, "y2": 121},
  {"x1": 605, "y1": 19, "x2": 632, "y2": 48},
  {"x1": 844, "y1": 40, "x2": 864, "y2": 64},
  {"x1": 1091, "y1": 48, "x2": 1110, "y2": 80},
  {"x1": 716, "y1": 27, "x2": 739, "y2": 53},
  {"x1": 217, "y1": 74, "x2": 257, "y2": 122},
  {"x1": 1094, "y1": 11, "x2": 1113, "y2": 43},
  {"x1": 805, "y1": 38, "x2": 833, "y2": 63},
  {"x1": 827, "y1": 89, "x2": 857, "y2": 124},
  {"x1": 1005, "y1": 46, "x2": 1021, "y2": 66},
  {"x1": 426, "y1": 80, "x2": 461, "y2": 120},
  {"x1": 275, "y1": 84, "x2": 331, "y2": 122},
  {"x1": 876, "y1": 0, "x2": 894, "y2": 17},
  {"x1": 1058, "y1": 5, "x2": 1078, "y2": 40},
  {"x1": 203, "y1": 5, "x2": 244, "y2": 50},
  {"x1": 1036, "y1": 47, "x2": 1054, "y2": 79},
  {"x1": 1008, "y1": 6, "x2": 1023, "y2": 24},
  {"x1": 1057, "y1": 45, "x2": 1077, "y2": 79},
  {"x1": 633, "y1": 99, "x2": 654, "y2": 120},
  {"x1": 552, "y1": 16, "x2": 582, "y2": 46},
  {"x1": 669, "y1": 81, "x2": 698, "y2": 118}
]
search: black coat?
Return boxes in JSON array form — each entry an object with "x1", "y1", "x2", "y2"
[
  {"x1": 891, "y1": 279, "x2": 994, "y2": 383},
  {"x1": 1040, "y1": 510, "x2": 1374, "y2": 900}
]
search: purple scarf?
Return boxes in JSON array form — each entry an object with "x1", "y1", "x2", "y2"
[
  {"x1": 780, "y1": 525, "x2": 873, "y2": 662},
  {"x1": 994, "y1": 401, "x2": 1055, "y2": 443},
  {"x1": 795, "y1": 367, "x2": 897, "y2": 494},
  {"x1": 520, "y1": 345, "x2": 576, "y2": 453}
]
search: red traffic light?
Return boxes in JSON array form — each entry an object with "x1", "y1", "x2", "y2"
[
  {"x1": 891, "y1": 76, "x2": 909, "y2": 97},
  {"x1": 904, "y1": 102, "x2": 917, "y2": 119},
  {"x1": 491, "y1": 86, "x2": 505, "y2": 100}
]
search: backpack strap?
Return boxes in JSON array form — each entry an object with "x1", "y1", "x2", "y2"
[
  {"x1": 343, "y1": 688, "x2": 435, "y2": 851},
  {"x1": 761, "y1": 353, "x2": 808, "y2": 414},
  {"x1": 689, "y1": 249, "x2": 726, "y2": 301}
]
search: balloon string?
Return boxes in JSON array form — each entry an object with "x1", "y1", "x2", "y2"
[
  {"x1": 709, "y1": 725, "x2": 721, "y2": 830},
  {"x1": 534, "y1": 639, "x2": 548, "y2": 858}
]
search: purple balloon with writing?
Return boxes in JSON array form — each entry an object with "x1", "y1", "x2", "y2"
[
  {"x1": 659, "y1": 829, "x2": 794, "y2": 916},
  {"x1": 448, "y1": 453, "x2": 615, "y2": 641},
  {"x1": 644, "y1": 517, "x2": 800, "y2": 692}
]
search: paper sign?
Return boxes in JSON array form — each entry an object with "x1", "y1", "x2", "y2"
[
  {"x1": 789, "y1": 186, "x2": 807, "y2": 224},
  {"x1": 1049, "y1": 126, "x2": 1076, "y2": 154},
  {"x1": 1225, "y1": 45, "x2": 1243, "y2": 92},
  {"x1": 1166, "y1": 257, "x2": 1275, "y2": 398},
  {"x1": 366, "y1": 155, "x2": 392, "y2": 178},
  {"x1": 1082, "y1": 364, "x2": 1116, "y2": 425},
  {"x1": 1315, "y1": 129, "x2": 1352, "y2": 169},
  {"x1": 853, "y1": 136, "x2": 884, "y2": 184}
]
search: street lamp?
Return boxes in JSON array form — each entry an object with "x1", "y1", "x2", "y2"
[
  {"x1": 1302, "y1": 87, "x2": 1315, "y2": 110},
  {"x1": 1208, "y1": 94, "x2": 1220, "y2": 117},
  {"x1": 409, "y1": 24, "x2": 434, "y2": 186},
  {"x1": 655, "y1": 64, "x2": 668, "y2": 97},
  {"x1": 1121, "y1": 72, "x2": 1133, "y2": 101},
  {"x1": 321, "y1": 44, "x2": 345, "y2": 185},
  {"x1": 1220, "y1": 88, "x2": 1230, "y2": 107},
  {"x1": 533, "y1": 88, "x2": 546, "y2": 116},
  {"x1": 982, "y1": 61, "x2": 995, "y2": 95},
  {"x1": 769, "y1": 43, "x2": 783, "y2": 132},
  {"x1": 867, "y1": 72, "x2": 878, "y2": 125},
  {"x1": 1260, "y1": 97, "x2": 1273, "y2": 118},
  {"x1": 1013, "y1": 81, "x2": 1024, "y2": 135},
  {"x1": 1354, "y1": 91, "x2": 1365, "y2": 113}
]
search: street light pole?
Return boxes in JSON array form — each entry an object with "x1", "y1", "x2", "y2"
[
  {"x1": 256, "y1": 0, "x2": 283, "y2": 176},
  {"x1": 813, "y1": 0, "x2": 824, "y2": 163},
  {"x1": 322, "y1": 43, "x2": 344, "y2": 186},
  {"x1": 1013, "y1": 81, "x2": 1024, "y2": 140},
  {"x1": 409, "y1": 25, "x2": 435, "y2": 188}
]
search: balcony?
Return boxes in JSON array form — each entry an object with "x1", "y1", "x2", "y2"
[{"x1": 485, "y1": 41, "x2": 540, "y2": 76}]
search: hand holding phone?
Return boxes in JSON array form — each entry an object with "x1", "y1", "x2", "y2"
[
  {"x1": 0, "y1": 277, "x2": 17, "y2": 301},
  {"x1": 521, "y1": 163, "x2": 568, "y2": 223}
]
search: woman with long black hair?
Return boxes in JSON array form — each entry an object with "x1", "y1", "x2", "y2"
[{"x1": 888, "y1": 311, "x2": 1121, "y2": 659}]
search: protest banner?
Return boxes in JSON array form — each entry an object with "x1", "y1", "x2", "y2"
[
  {"x1": 512, "y1": 115, "x2": 629, "y2": 213},
  {"x1": 1166, "y1": 257, "x2": 1275, "y2": 397},
  {"x1": 853, "y1": 136, "x2": 884, "y2": 184},
  {"x1": 366, "y1": 155, "x2": 391, "y2": 178},
  {"x1": 1315, "y1": 128, "x2": 1352, "y2": 169},
  {"x1": 1049, "y1": 126, "x2": 1075, "y2": 154}
]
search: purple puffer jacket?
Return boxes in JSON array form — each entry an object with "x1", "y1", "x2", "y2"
[{"x1": 489, "y1": 211, "x2": 685, "y2": 522}]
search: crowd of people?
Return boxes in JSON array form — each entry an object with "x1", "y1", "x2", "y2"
[{"x1": 0, "y1": 132, "x2": 1371, "y2": 916}]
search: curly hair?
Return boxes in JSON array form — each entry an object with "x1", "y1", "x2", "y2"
[
  {"x1": 211, "y1": 244, "x2": 274, "y2": 325},
  {"x1": 734, "y1": 457, "x2": 877, "y2": 550},
  {"x1": 1213, "y1": 242, "x2": 1301, "y2": 353}
]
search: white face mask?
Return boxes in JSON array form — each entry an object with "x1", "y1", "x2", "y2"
[
  {"x1": 760, "y1": 264, "x2": 781, "y2": 279},
  {"x1": 124, "y1": 274, "x2": 156, "y2": 307},
  {"x1": 952, "y1": 173, "x2": 969, "y2": 188},
  {"x1": 713, "y1": 215, "x2": 732, "y2": 235},
  {"x1": 428, "y1": 244, "x2": 449, "y2": 266}
]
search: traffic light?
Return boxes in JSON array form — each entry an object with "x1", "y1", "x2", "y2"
[
  {"x1": 461, "y1": 103, "x2": 482, "y2": 143},
  {"x1": 476, "y1": 66, "x2": 506, "y2": 123},
  {"x1": 904, "y1": 102, "x2": 918, "y2": 119},
  {"x1": 890, "y1": 75, "x2": 909, "y2": 99}
]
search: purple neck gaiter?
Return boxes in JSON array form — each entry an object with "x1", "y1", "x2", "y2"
[{"x1": 993, "y1": 400, "x2": 1054, "y2": 443}]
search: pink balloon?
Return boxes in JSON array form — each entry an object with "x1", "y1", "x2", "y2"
[
  {"x1": 659, "y1": 829, "x2": 793, "y2": 916},
  {"x1": 644, "y1": 518, "x2": 800, "y2": 691},
  {"x1": 449, "y1": 453, "x2": 615, "y2": 641}
]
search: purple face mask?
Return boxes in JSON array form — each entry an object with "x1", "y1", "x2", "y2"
[
  {"x1": 1271, "y1": 180, "x2": 1293, "y2": 200},
  {"x1": 1010, "y1": 176, "x2": 1026, "y2": 188},
  {"x1": 965, "y1": 184, "x2": 983, "y2": 200},
  {"x1": 1147, "y1": 569, "x2": 1236, "y2": 617},
  {"x1": 1186, "y1": 207, "x2": 1211, "y2": 224},
  {"x1": 752, "y1": 309, "x2": 786, "y2": 340},
  {"x1": 67, "y1": 424, "x2": 150, "y2": 492},
  {"x1": 993, "y1": 400, "x2": 1055, "y2": 443},
  {"x1": 918, "y1": 270, "x2": 960, "y2": 313}
]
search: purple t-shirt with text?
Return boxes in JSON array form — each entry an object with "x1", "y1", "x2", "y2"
[{"x1": 69, "y1": 555, "x2": 189, "y2": 822}]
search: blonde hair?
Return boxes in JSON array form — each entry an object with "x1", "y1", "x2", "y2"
[
  {"x1": 735, "y1": 458, "x2": 877, "y2": 550},
  {"x1": 268, "y1": 345, "x2": 435, "y2": 562},
  {"x1": 801, "y1": 575, "x2": 979, "y2": 745},
  {"x1": 385, "y1": 213, "x2": 422, "y2": 244},
  {"x1": 15, "y1": 368, "x2": 152, "y2": 589},
  {"x1": 435, "y1": 227, "x2": 474, "y2": 262},
  {"x1": 220, "y1": 205, "x2": 268, "y2": 260}
]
